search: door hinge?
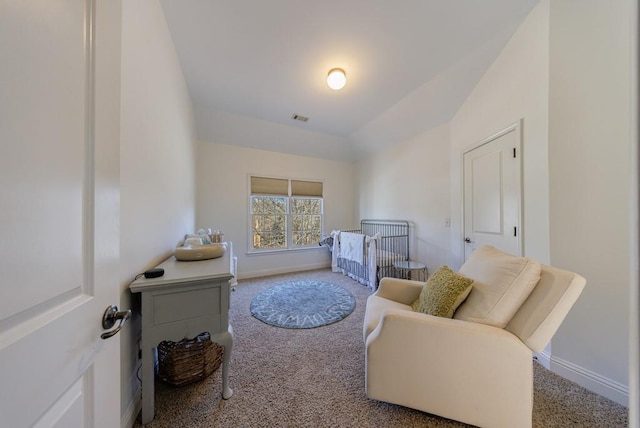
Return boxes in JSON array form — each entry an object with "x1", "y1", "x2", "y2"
[
  {"x1": 513, "y1": 148, "x2": 516, "y2": 158},
  {"x1": 514, "y1": 227, "x2": 517, "y2": 237}
]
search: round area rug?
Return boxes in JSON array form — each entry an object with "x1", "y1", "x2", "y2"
[{"x1": 250, "y1": 280, "x2": 356, "y2": 329}]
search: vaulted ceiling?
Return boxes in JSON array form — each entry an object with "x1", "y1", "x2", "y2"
[{"x1": 160, "y1": 0, "x2": 539, "y2": 161}]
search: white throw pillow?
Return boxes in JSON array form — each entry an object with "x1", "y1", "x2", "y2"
[{"x1": 453, "y1": 245, "x2": 541, "y2": 328}]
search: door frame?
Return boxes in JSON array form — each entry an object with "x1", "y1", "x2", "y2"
[{"x1": 461, "y1": 119, "x2": 524, "y2": 261}]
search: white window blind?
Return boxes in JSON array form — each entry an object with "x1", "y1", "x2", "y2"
[
  {"x1": 250, "y1": 176, "x2": 288, "y2": 195},
  {"x1": 291, "y1": 180, "x2": 323, "y2": 197}
]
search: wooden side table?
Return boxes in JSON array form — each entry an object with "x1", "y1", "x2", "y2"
[
  {"x1": 130, "y1": 243, "x2": 235, "y2": 424},
  {"x1": 393, "y1": 260, "x2": 428, "y2": 282}
]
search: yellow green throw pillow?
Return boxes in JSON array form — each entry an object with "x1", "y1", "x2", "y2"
[{"x1": 411, "y1": 266, "x2": 474, "y2": 318}]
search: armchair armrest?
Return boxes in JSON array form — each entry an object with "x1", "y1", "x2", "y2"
[
  {"x1": 374, "y1": 277, "x2": 424, "y2": 305},
  {"x1": 367, "y1": 308, "x2": 531, "y2": 357},
  {"x1": 366, "y1": 309, "x2": 533, "y2": 428}
]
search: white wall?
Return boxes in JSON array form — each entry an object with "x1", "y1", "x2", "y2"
[
  {"x1": 547, "y1": 0, "x2": 632, "y2": 405},
  {"x1": 119, "y1": 0, "x2": 197, "y2": 424},
  {"x1": 196, "y1": 142, "x2": 355, "y2": 278},
  {"x1": 450, "y1": 0, "x2": 551, "y2": 269},
  {"x1": 196, "y1": 107, "x2": 355, "y2": 161},
  {"x1": 356, "y1": 122, "x2": 451, "y2": 271},
  {"x1": 448, "y1": 0, "x2": 632, "y2": 405},
  {"x1": 629, "y1": 2, "x2": 639, "y2": 424}
]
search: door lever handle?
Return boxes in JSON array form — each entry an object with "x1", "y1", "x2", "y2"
[
  {"x1": 464, "y1": 237, "x2": 472, "y2": 243},
  {"x1": 101, "y1": 305, "x2": 132, "y2": 340}
]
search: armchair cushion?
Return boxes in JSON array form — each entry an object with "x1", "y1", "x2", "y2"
[
  {"x1": 454, "y1": 245, "x2": 541, "y2": 328},
  {"x1": 410, "y1": 266, "x2": 473, "y2": 318}
]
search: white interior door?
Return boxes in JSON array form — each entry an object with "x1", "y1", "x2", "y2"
[
  {"x1": 0, "y1": 1, "x2": 122, "y2": 427},
  {"x1": 463, "y1": 122, "x2": 522, "y2": 261}
]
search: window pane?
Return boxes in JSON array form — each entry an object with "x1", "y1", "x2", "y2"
[
  {"x1": 253, "y1": 229, "x2": 287, "y2": 249},
  {"x1": 264, "y1": 197, "x2": 287, "y2": 214},
  {"x1": 252, "y1": 215, "x2": 264, "y2": 230},
  {"x1": 291, "y1": 197, "x2": 321, "y2": 214},
  {"x1": 293, "y1": 228, "x2": 321, "y2": 246},
  {"x1": 252, "y1": 196, "x2": 288, "y2": 214},
  {"x1": 251, "y1": 196, "x2": 288, "y2": 249},
  {"x1": 291, "y1": 215, "x2": 302, "y2": 231},
  {"x1": 251, "y1": 197, "x2": 262, "y2": 214},
  {"x1": 257, "y1": 232, "x2": 286, "y2": 248},
  {"x1": 309, "y1": 199, "x2": 321, "y2": 213}
]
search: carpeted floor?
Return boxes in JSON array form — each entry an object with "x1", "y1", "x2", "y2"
[{"x1": 134, "y1": 269, "x2": 628, "y2": 428}]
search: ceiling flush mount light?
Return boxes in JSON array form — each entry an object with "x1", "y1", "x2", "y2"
[{"x1": 327, "y1": 68, "x2": 347, "y2": 90}]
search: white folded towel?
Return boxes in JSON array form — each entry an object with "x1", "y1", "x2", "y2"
[
  {"x1": 340, "y1": 232, "x2": 365, "y2": 264},
  {"x1": 331, "y1": 230, "x2": 341, "y2": 272}
]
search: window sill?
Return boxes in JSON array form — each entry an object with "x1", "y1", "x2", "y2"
[{"x1": 246, "y1": 246, "x2": 326, "y2": 256}]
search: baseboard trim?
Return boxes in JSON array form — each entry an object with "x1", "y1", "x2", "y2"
[
  {"x1": 549, "y1": 354, "x2": 629, "y2": 407},
  {"x1": 238, "y1": 262, "x2": 331, "y2": 280},
  {"x1": 121, "y1": 377, "x2": 141, "y2": 428},
  {"x1": 534, "y1": 350, "x2": 551, "y2": 369}
]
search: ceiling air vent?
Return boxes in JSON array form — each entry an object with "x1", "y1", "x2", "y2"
[{"x1": 291, "y1": 114, "x2": 309, "y2": 122}]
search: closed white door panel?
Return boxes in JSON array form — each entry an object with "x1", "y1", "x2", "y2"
[
  {"x1": 471, "y1": 150, "x2": 503, "y2": 235},
  {"x1": 0, "y1": 1, "x2": 122, "y2": 427}
]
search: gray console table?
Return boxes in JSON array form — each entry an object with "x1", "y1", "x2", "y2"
[{"x1": 130, "y1": 243, "x2": 235, "y2": 424}]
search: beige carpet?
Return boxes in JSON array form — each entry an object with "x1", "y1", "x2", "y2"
[{"x1": 134, "y1": 269, "x2": 628, "y2": 427}]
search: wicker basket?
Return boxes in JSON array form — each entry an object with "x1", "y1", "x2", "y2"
[{"x1": 157, "y1": 332, "x2": 224, "y2": 386}]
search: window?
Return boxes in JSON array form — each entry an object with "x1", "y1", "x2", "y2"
[{"x1": 250, "y1": 176, "x2": 323, "y2": 251}]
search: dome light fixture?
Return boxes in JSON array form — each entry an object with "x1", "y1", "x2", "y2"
[{"x1": 326, "y1": 68, "x2": 347, "y2": 90}]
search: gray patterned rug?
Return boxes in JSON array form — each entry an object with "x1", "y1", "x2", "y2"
[{"x1": 250, "y1": 280, "x2": 356, "y2": 328}]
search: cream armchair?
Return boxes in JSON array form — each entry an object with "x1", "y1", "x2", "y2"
[{"x1": 364, "y1": 257, "x2": 585, "y2": 428}]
